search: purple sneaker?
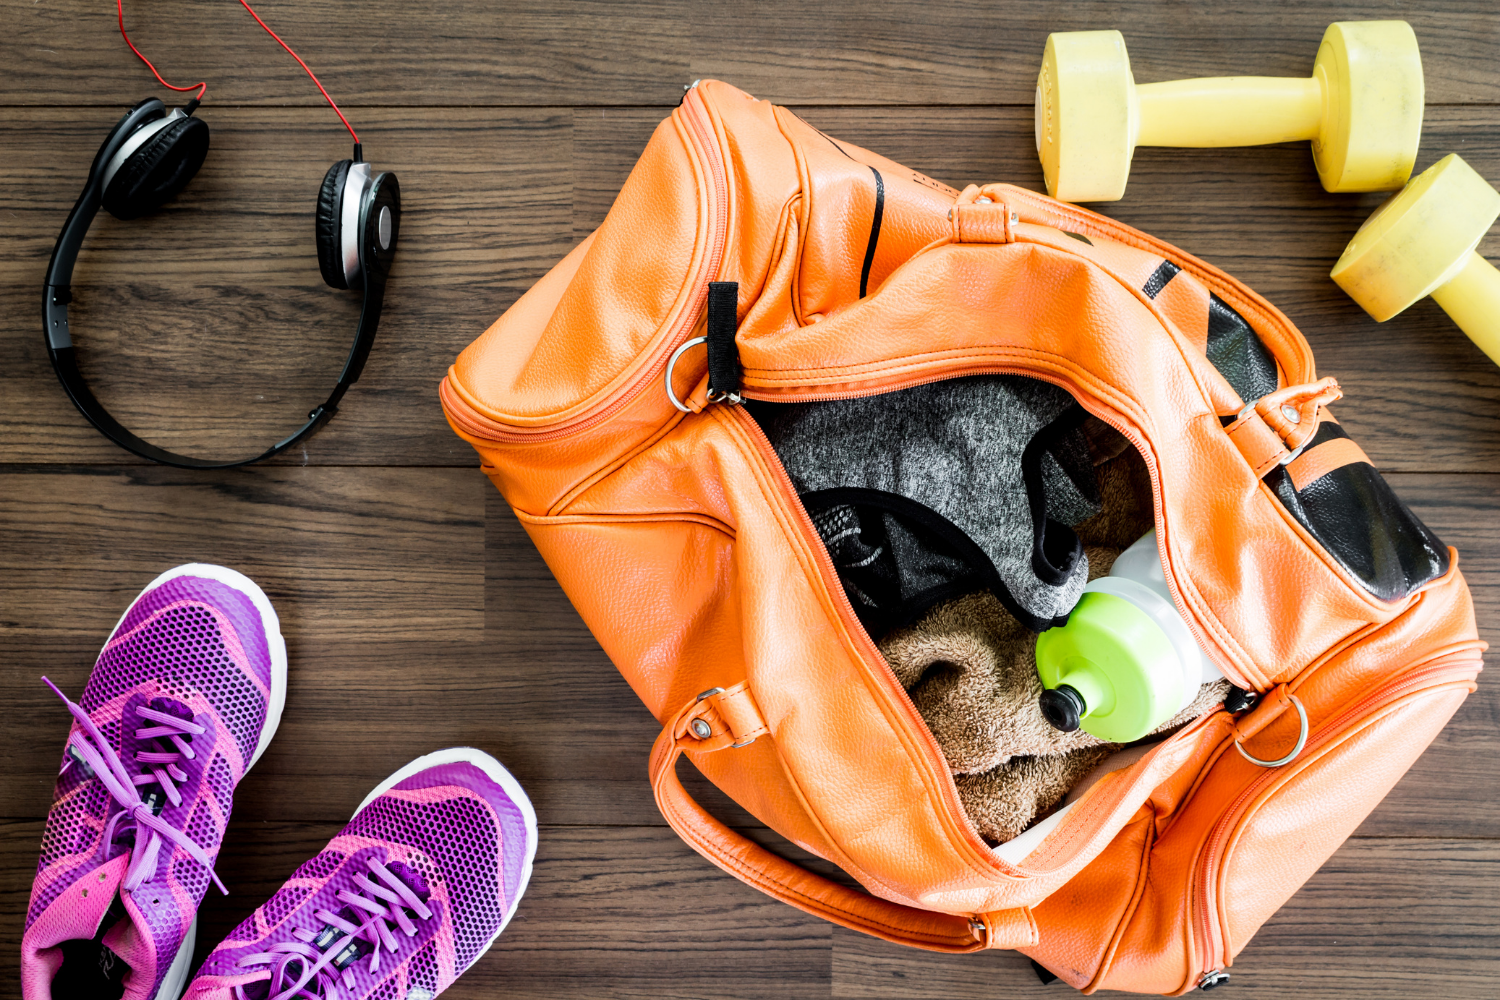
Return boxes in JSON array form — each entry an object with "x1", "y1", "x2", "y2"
[
  {"x1": 22, "y1": 565, "x2": 287, "y2": 1000},
  {"x1": 183, "y1": 748, "x2": 537, "y2": 1000}
]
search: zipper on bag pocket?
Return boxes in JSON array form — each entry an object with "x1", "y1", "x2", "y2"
[{"x1": 1190, "y1": 656, "x2": 1481, "y2": 982}]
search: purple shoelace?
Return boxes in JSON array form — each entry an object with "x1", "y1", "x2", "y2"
[
  {"x1": 43, "y1": 676, "x2": 226, "y2": 895},
  {"x1": 233, "y1": 857, "x2": 435, "y2": 1000}
]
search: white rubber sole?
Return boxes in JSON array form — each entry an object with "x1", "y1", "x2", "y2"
[
  {"x1": 152, "y1": 917, "x2": 197, "y2": 1000},
  {"x1": 353, "y1": 747, "x2": 539, "y2": 969},
  {"x1": 105, "y1": 564, "x2": 287, "y2": 1000}
]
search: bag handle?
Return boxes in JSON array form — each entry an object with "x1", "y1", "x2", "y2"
[{"x1": 649, "y1": 684, "x2": 1037, "y2": 953}]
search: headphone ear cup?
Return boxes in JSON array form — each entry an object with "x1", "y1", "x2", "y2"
[
  {"x1": 101, "y1": 114, "x2": 210, "y2": 221},
  {"x1": 315, "y1": 159, "x2": 353, "y2": 290}
]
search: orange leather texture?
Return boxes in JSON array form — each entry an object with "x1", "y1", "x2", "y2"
[{"x1": 441, "y1": 80, "x2": 1482, "y2": 992}]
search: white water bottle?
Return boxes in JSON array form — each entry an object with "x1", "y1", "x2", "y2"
[{"x1": 1036, "y1": 529, "x2": 1223, "y2": 741}]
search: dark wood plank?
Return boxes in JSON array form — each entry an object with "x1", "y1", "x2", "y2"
[
  {"x1": 0, "y1": 465, "x2": 485, "y2": 815},
  {"x1": 0, "y1": 107, "x2": 570, "y2": 465},
  {"x1": 831, "y1": 839, "x2": 1500, "y2": 998},
  {"x1": 5, "y1": 1, "x2": 1500, "y2": 107},
  {"x1": 0, "y1": 465, "x2": 484, "y2": 645}
]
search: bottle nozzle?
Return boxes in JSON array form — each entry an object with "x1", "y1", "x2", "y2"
[{"x1": 1039, "y1": 685, "x2": 1087, "y2": 732}]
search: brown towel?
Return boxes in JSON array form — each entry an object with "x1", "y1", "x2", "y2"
[{"x1": 880, "y1": 564, "x2": 1229, "y2": 843}]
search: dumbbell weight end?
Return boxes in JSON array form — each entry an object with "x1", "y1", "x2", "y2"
[{"x1": 1332, "y1": 154, "x2": 1500, "y2": 367}]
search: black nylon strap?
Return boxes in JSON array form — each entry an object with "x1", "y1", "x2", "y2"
[{"x1": 705, "y1": 281, "x2": 741, "y2": 398}]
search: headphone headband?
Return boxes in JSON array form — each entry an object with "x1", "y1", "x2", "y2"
[{"x1": 43, "y1": 100, "x2": 397, "y2": 469}]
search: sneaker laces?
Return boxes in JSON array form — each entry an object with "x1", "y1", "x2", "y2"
[
  {"x1": 43, "y1": 676, "x2": 227, "y2": 895},
  {"x1": 232, "y1": 857, "x2": 435, "y2": 1000}
]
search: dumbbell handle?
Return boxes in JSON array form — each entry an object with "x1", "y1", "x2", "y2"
[
  {"x1": 1136, "y1": 77, "x2": 1323, "y2": 148},
  {"x1": 1430, "y1": 251, "x2": 1500, "y2": 367}
]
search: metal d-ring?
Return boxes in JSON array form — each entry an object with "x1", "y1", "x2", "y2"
[
  {"x1": 1234, "y1": 694, "x2": 1309, "y2": 768},
  {"x1": 665, "y1": 336, "x2": 708, "y2": 413}
]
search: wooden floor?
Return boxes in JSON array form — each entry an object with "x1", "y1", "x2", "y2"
[{"x1": 3, "y1": 1, "x2": 1498, "y2": 996}]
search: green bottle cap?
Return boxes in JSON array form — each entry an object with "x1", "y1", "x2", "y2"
[{"x1": 1035, "y1": 591, "x2": 1186, "y2": 743}]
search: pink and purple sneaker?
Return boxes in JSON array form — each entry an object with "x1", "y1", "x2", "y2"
[
  {"x1": 22, "y1": 564, "x2": 288, "y2": 1000},
  {"x1": 183, "y1": 748, "x2": 537, "y2": 1000}
]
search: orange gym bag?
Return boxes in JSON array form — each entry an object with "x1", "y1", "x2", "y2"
[{"x1": 440, "y1": 81, "x2": 1482, "y2": 992}]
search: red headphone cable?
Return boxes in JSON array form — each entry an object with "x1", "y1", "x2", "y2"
[
  {"x1": 115, "y1": 0, "x2": 359, "y2": 150},
  {"x1": 234, "y1": 0, "x2": 359, "y2": 147},
  {"x1": 116, "y1": 0, "x2": 206, "y2": 103}
]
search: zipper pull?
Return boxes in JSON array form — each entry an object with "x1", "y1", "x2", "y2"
[{"x1": 1199, "y1": 970, "x2": 1231, "y2": 990}]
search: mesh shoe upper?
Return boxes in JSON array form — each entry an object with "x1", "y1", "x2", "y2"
[
  {"x1": 185, "y1": 755, "x2": 536, "y2": 1000},
  {"x1": 23, "y1": 569, "x2": 279, "y2": 1000}
]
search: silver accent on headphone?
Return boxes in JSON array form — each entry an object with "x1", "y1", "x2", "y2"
[
  {"x1": 377, "y1": 205, "x2": 392, "y2": 249},
  {"x1": 340, "y1": 161, "x2": 372, "y2": 288},
  {"x1": 100, "y1": 109, "x2": 186, "y2": 192}
]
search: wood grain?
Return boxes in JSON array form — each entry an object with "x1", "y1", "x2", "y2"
[
  {"x1": 1, "y1": 107, "x2": 570, "y2": 464},
  {"x1": 832, "y1": 841, "x2": 1500, "y2": 998},
  {"x1": 5, "y1": 1, "x2": 1500, "y2": 107},
  {"x1": 3, "y1": 0, "x2": 1498, "y2": 997}
]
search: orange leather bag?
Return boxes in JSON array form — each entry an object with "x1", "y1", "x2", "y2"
[{"x1": 441, "y1": 81, "x2": 1483, "y2": 993}]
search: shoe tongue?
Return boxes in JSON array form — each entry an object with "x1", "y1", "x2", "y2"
[
  {"x1": 146, "y1": 696, "x2": 193, "y2": 721},
  {"x1": 384, "y1": 860, "x2": 431, "y2": 902}
]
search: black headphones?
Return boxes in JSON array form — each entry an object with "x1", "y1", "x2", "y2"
[{"x1": 43, "y1": 96, "x2": 400, "y2": 468}]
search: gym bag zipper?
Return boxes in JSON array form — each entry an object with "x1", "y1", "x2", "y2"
[
  {"x1": 444, "y1": 83, "x2": 728, "y2": 445},
  {"x1": 1189, "y1": 655, "x2": 1481, "y2": 984}
]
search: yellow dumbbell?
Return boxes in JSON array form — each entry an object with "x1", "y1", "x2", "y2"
[
  {"x1": 1035, "y1": 21, "x2": 1424, "y2": 202},
  {"x1": 1331, "y1": 154, "x2": 1500, "y2": 367}
]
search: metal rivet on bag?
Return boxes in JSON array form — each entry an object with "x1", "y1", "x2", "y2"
[
  {"x1": 690, "y1": 719, "x2": 712, "y2": 739},
  {"x1": 977, "y1": 196, "x2": 993, "y2": 204},
  {"x1": 1281, "y1": 404, "x2": 1301, "y2": 423}
]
